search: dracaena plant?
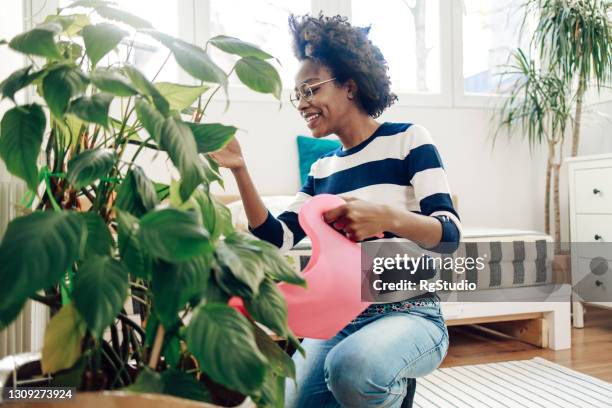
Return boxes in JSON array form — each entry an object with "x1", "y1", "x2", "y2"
[{"x1": 0, "y1": 1, "x2": 304, "y2": 406}]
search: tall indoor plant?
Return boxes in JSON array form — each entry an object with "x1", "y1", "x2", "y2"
[
  {"x1": 496, "y1": 0, "x2": 612, "y2": 242},
  {"x1": 495, "y1": 49, "x2": 573, "y2": 243},
  {"x1": 0, "y1": 1, "x2": 304, "y2": 406},
  {"x1": 527, "y1": 0, "x2": 612, "y2": 157}
]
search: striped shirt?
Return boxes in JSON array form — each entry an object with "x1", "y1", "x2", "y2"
[{"x1": 250, "y1": 122, "x2": 462, "y2": 253}]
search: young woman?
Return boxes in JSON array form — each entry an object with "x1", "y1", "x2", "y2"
[{"x1": 211, "y1": 14, "x2": 461, "y2": 408}]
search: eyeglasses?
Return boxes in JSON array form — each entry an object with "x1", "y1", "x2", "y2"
[{"x1": 289, "y1": 78, "x2": 336, "y2": 108}]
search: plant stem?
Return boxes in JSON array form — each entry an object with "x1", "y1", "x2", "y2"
[
  {"x1": 127, "y1": 137, "x2": 153, "y2": 171},
  {"x1": 148, "y1": 324, "x2": 165, "y2": 369},
  {"x1": 153, "y1": 51, "x2": 172, "y2": 81},
  {"x1": 571, "y1": 80, "x2": 585, "y2": 157},
  {"x1": 545, "y1": 141, "x2": 552, "y2": 236}
]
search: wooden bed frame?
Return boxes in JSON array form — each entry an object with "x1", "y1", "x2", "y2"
[{"x1": 215, "y1": 194, "x2": 572, "y2": 350}]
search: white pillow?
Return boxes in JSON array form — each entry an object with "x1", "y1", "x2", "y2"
[{"x1": 226, "y1": 195, "x2": 296, "y2": 231}]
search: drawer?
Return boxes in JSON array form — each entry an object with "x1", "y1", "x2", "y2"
[
  {"x1": 573, "y1": 257, "x2": 612, "y2": 303},
  {"x1": 574, "y1": 167, "x2": 612, "y2": 213},
  {"x1": 575, "y1": 214, "x2": 612, "y2": 242}
]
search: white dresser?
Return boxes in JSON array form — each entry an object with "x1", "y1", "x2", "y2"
[{"x1": 566, "y1": 153, "x2": 612, "y2": 328}]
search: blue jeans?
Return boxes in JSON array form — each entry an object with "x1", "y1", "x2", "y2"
[{"x1": 285, "y1": 301, "x2": 449, "y2": 408}]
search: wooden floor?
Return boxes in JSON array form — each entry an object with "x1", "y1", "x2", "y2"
[{"x1": 441, "y1": 305, "x2": 612, "y2": 383}]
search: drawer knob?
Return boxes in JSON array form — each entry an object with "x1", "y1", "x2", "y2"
[
  {"x1": 595, "y1": 280, "x2": 603, "y2": 287},
  {"x1": 594, "y1": 234, "x2": 603, "y2": 241},
  {"x1": 593, "y1": 188, "x2": 601, "y2": 195}
]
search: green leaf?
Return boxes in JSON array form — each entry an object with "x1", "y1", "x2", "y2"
[
  {"x1": 215, "y1": 236, "x2": 265, "y2": 298},
  {"x1": 245, "y1": 278, "x2": 289, "y2": 337},
  {"x1": 235, "y1": 57, "x2": 282, "y2": 99},
  {"x1": 90, "y1": 69, "x2": 138, "y2": 96},
  {"x1": 143, "y1": 30, "x2": 227, "y2": 87},
  {"x1": 42, "y1": 65, "x2": 88, "y2": 117},
  {"x1": 44, "y1": 13, "x2": 90, "y2": 36},
  {"x1": 115, "y1": 165, "x2": 158, "y2": 216},
  {"x1": 81, "y1": 212, "x2": 113, "y2": 256},
  {"x1": 95, "y1": 6, "x2": 153, "y2": 29},
  {"x1": 82, "y1": 23, "x2": 128, "y2": 67},
  {"x1": 154, "y1": 182, "x2": 170, "y2": 201},
  {"x1": 160, "y1": 369, "x2": 213, "y2": 402},
  {"x1": 208, "y1": 35, "x2": 273, "y2": 60},
  {"x1": 139, "y1": 208, "x2": 210, "y2": 262},
  {"x1": 73, "y1": 255, "x2": 128, "y2": 337},
  {"x1": 195, "y1": 191, "x2": 232, "y2": 241},
  {"x1": 152, "y1": 256, "x2": 210, "y2": 327},
  {"x1": 66, "y1": 148, "x2": 115, "y2": 189},
  {"x1": 9, "y1": 22, "x2": 62, "y2": 59},
  {"x1": 0, "y1": 104, "x2": 46, "y2": 190},
  {"x1": 159, "y1": 117, "x2": 205, "y2": 200},
  {"x1": 58, "y1": 41, "x2": 84, "y2": 61},
  {"x1": 124, "y1": 65, "x2": 169, "y2": 115},
  {"x1": 127, "y1": 367, "x2": 164, "y2": 393},
  {"x1": 185, "y1": 302, "x2": 267, "y2": 394},
  {"x1": 130, "y1": 165, "x2": 158, "y2": 211},
  {"x1": 0, "y1": 66, "x2": 45, "y2": 101},
  {"x1": 187, "y1": 122, "x2": 237, "y2": 154},
  {"x1": 0, "y1": 211, "x2": 84, "y2": 314},
  {"x1": 154, "y1": 82, "x2": 209, "y2": 111},
  {"x1": 252, "y1": 323, "x2": 295, "y2": 379},
  {"x1": 62, "y1": 0, "x2": 112, "y2": 9},
  {"x1": 128, "y1": 367, "x2": 212, "y2": 403},
  {"x1": 135, "y1": 98, "x2": 164, "y2": 143},
  {"x1": 41, "y1": 303, "x2": 86, "y2": 374},
  {"x1": 251, "y1": 239, "x2": 306, "y2": 286},
  {"x1": 117, "y1": 210, "x2": 150, "y2": 278},
  {"x1": 257, "y1": 371, "x2": 285, "y2": 408},
  {"x1": 69, "y1": 93, "x2": 113, "y2": 126}
]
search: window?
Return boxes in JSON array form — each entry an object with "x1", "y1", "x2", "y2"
[
  {"x1": 462, "y1": 0, "x2": 533, "y2": 95},
  {"x1": 351, "y1": 0, "x2": 441, "y2": 94},
  {"x1": 208, "y1": 0, "x2": 311, "y2": 89},
  {"x1": 59, "y1": 0, "x2": 182, "y2": 82}
]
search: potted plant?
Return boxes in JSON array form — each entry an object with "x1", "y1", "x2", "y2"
[
  {"x1": 527, "y1": 0, "x2": 612, "y2": 157},
  {"x1": 495, "y1": 48, "x2": 573, "y2": 245},
  {"x1": 495, "y1": 0, "x2": 612, "y2": 243},
  {"x1": 0, "y1": 1, "x2": 305, "y2": 406}
]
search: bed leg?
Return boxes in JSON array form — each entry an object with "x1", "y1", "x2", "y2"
[
  {"x1": 572, "y1": 300, "x2": 585, "y2": 328},
  {"x1": 543, "y1": 302, "x2": 572, "y2": 350}
]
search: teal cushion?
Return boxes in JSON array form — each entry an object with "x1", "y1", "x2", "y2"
[{"x1": 296, "y1": 135, "x2": 341, "y2": 185}]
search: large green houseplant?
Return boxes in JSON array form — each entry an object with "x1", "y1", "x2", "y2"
[
  {"x1": 527, "y1": 0, "x2": 612, "y2": 157},
  {"x1": 495, "y1": 49, "x2": 573, "y2": 244},
  {"x1": 496, "y1": 0, "x2": 612, "y2": 243},
  {"x1": 0, "y1": 1, "x2": 304, "y2": 406}
]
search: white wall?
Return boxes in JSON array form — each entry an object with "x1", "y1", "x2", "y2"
[
  {"x1": 197, "y1": 91, "x2": 611, "y2": 236},
  {"x1": 0, "y1": 1, "x2": 25, "y2": 183},
  {"x1": 200, "y1": 97, "x2": 550, "y2": 232}
]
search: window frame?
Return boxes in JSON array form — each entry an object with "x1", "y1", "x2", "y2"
[
  {"x1": 451, "y1": 0, "x2": 520, "y2": 109},
  {"x1": 29, "y1": 0, "x2": 539, "y2": 109}
]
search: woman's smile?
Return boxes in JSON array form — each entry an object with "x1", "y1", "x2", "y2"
[{"x1": 303, "y1": 111, "x2": 322, "y2": 129}]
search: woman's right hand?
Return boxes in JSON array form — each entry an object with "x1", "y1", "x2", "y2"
[{"x1": 209, "y1": 137, "x2": 245, "y2": 171}]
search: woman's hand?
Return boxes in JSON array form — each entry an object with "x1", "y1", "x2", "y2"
[
  {"x1": 323, "y1": 198, "x2": 393, "y2": 242},
  {"x1": 209, "y1": 137, "x2": 245, "y2": 171}
]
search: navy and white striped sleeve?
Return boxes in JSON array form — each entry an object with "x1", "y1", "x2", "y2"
[
  {"x1": 406, "y1": 125, "x2": 462, "y2": 252},
  {"x1": 248, "y1": 164, "x2": 316, "y2": 252}
]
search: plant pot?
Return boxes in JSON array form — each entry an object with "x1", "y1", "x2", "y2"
[
  {"x1": 0, "y1": 353, "x2": 255, "y2": 408},
  {"x1": 6, "y1": 391, "x2": 256, "y2": 408}
]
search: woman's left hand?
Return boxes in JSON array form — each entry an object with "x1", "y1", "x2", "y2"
[{"x1": 323, "y1": 197, "x2": 393, "y2": 242}]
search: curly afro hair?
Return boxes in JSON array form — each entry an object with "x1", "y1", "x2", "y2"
[{"x1": 289, "y1": 14, "x2": 397, "y2": 118}]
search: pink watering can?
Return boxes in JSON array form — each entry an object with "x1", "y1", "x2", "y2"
[{"x1": 230, "y1": 194, "x2": 372, "y2": 339}]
